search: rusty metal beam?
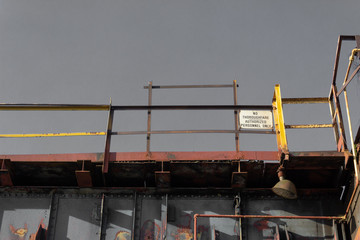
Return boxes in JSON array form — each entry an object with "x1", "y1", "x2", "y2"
[
  {"x1": 103, "y1": 101, "x2": 114, "y2": 174},
  {"x1": 0, "y1": 159, "x2": 13, "y2": 186},
  {"x1": 233, "y1": 80, "x2": 240, "y2": 151},
  {"x1": 111, "y1": 105, "x2": 273, "y2": 111},
  {"x1": 337, "y1": 64, "x2": 360, "y2": 97},
  {"x1": 112, "y1": 129, "x2": 276, "y2": 135},
  {"x1": 331, "y1": 85, "x2": 348, "y2": 151},
  {"x1": 146, "y1": 81, "x2": 153, "y2": 154},
  {"x1": 0, "y1": 151, "x2": 279, "y2": 163},
  {"x1": 331, "y1": 35, "x2": 356, "y2": 86},
  {"x1": 0, "y1": 104, "x2": 273, "y2": 111}
]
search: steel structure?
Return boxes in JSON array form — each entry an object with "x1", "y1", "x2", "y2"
[{"x1": 1, "y1": 35, "x2": 360, "y2": 239}]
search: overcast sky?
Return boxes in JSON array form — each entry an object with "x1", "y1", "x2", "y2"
[{"x1": 0, "y1": 0, "x2": 360, "y2": 154}]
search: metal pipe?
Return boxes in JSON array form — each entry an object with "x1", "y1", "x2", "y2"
[
  {"x1": 103, "y1": 99, "x2": 114, "y2": 174},
  {"x1": 285, "y1": 124, "x2": 333, "y2": 129},
  {"x1": 341, "y1": 49, "x2": 360, "y2": 179},
  {"x1": 337, "y1": 64, "x2": 360, "y2": 97},
  {"x1": 0, "y1": 129, "x2": 276, "y2": 138},
  {"x1": 144, "y1": 84, "x2": 236, "y2": 89},
  {"x1": 111, "y1": 105, "x2": 273, "y2": 111},
  {"x1": 233, "y1": 80, "x2": 240, "y2": 151},
  {"x1": 146, "y1": 81, "x2": 153, "y2": 154},
  {"x1": 0, "y1": 132, "x2": 106, "y2": 138},
  {"x1": 0, "y1": 104, "x2": 109, "y2": 111},
  {"x1": 193, "y1": 214, "x2": 343, "y2": 240},
  {"x1": 281, "y1": 97, "x2": 329, "y2": 104},
  {"x1": 0, "y1": 104, "x2": 273, "y2": 111},
  {"x1": 113, "y1": 129, "x2": 276, "y2": 135}
]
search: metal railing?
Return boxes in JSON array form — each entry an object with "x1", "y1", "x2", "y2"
[{"x1": 0, "y1": 81, "x2": 276, "y2": 173}]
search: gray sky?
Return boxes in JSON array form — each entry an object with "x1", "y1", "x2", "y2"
[{"x1": 0, "y1": 0, "x2": 360, "y2": 154}]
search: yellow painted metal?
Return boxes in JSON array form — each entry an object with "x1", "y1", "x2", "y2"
[
  {"x1": 0, "y1": 104, "x2": 110, "y2": 111},
  {"x1": 0, "y1": 132, "x2": 106, "y2": 138},
  {"x1": 281, "y1": 97, "x2": 329, "y2": 104},
  {"x1": 342, "y1": 48, "x2": 360, "y2": 180},
  {"x1": 285, "y1": 124, "x2": 333, "y2": 129},
  {"x1": 272, "y1": 84, "x2": 288, "y2": 153}
]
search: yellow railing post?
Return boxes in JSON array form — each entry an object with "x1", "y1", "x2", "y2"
[{"x1": 272, "y1": 84, "x2": 288, "y2": 155}]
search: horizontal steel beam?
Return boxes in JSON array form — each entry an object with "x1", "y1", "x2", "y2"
[
  {"x1": 0, "y1": 104, "x2": 273, "y2": 111},
  {"x1": 0, "y1": 104, "x2": 109, "y2": 111},
  {"x1": 113, "y1": 129, "x2": 276, "y2": 135},
  {"x1": 0, "y1": 132, "x2": 106, "y2": 138},
  {"x1": 144, "y1": 84, "x2": 237, "y2": 89},
  {"x1": 0, "y1": 151, "x2": 279, "y2": 162},
  {"x1": 111, "y1": 105, "x2": 273, "y2": 111}
]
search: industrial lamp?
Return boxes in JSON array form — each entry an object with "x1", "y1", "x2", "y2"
[{"x1": 272, "y1": 166, "x2": 297, "y2": 199}]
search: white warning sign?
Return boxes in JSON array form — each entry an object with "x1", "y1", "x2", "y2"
[{"x1": 239, "y1": 110, "x2": 273, "y2": 129}]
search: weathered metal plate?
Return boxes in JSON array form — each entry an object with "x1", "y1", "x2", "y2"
[
  {"x1": 0, "y1": 195, "x2": 50, "y2": 240},
  {"x1": 243, "y1": 196, "x2": 343, "y2": 239},
  {"x1": 105, "y1": 195, "x2": 134, "y2": 240},
  {"x1": 167, "y1": 196, "x2": 237, "y2": 240},
  {"x1": 52, "y1": 195, "x2": 102, "y2": 239}
]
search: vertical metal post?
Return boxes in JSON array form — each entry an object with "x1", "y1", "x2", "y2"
[
  {"x1": 160, "y1": 194, "x2": 168, "y2": 240},
  {"x1": 99, "y1": 193, "x2": 107, "y2": 240},
  {"x1": 146, "y1": 81, "x2": 153, "y2": 154},
  {"x1": 331, "y1": 85, "x2": 347, "y2": 151},
  {"x1": 103, "y1": 100, "x2": 114, "y2": 175},
  {"x1": 46, "y1": 192, "x2": 59, "y2": 239},
  {"x1": 131, "y1": 192, "x2": 137, "y2": 240},
  {"x1": 233, "y1": 80, "x2": 240, "y2": 152},
  {"x1": 329, "y1": 94, "x2": 340, "y2": 145},
  {"x1": 272, "y1": 84, "x2": 288, "y2": 154},
  {"x1": 343, "y1": 86, "x2": 356, "y2": 155},
  {"x1": 234, "y1": 194, "x2": 243, "y2": 240}
]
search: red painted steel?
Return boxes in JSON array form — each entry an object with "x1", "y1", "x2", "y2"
[{"x1": 0, "y1": 151, "x2": 279, "y2": 163}]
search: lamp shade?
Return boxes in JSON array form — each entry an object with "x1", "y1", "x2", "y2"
[{"x1": 272, "y1": 178, "x2": 297, "y2": 199}]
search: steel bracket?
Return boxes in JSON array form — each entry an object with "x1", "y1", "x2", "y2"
[
  {"x1": 0, "y1": 159, "x2": 13, "y2": 186},
  {"x1": 76, "y1": 160, "x2": 93, "y2": 187}
]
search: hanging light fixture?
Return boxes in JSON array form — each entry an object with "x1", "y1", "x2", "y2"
[{"x1": 272, "y1": 166, "x2": 297, "y2": 199}]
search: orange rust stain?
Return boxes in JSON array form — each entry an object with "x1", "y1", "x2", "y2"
[
  {"x1": 114, "y1": 231, "x2": 131, "y2": 240},
  {"x1": 141, "y1": 220, "x2": 161, "y2": 240}
]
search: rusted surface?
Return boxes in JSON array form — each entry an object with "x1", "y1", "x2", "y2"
[
  {"x1": 0, "y1": 151, "x2": 278, "y2": 163},
  {"x1": 155, "y1": 171, "x2": 171, "y2": 188},
  {"x1": 231, "y1": 172, "x2": 247, "y2": 188},
  {"x1": 0, "y1": 170, "x2": 13, "y2": 186},
  {"x1": 287, "y1": 151, "x2": 348, "y2": 169},
  {"x1": 75, "y1": 170, "x2": 93, "y2": 187},
  {"x1": 0, "y1": 150, "x2": 348, "y2": 189},
  {"x1": 0, "y1": 159, "x2": 13, "y2": 186}
]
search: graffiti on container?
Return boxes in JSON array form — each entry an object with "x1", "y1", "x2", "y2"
[
  {"x1": 114, "y1": 230, "x2": 131, "y2": 240},
  {"x1": 9, "y1": 223, "x2": 28, "y2": 239},
  {"x1": 9, "y1": 219, "x2": 47, "y2": 240},
  {"x1": 140, "y1": 220, "x2": 161, "y2": 240},
  {"x1": 171, "y1": 213, "x2": 208, "y2": 240},
  {"x1": 254, "y1": 219, "x2": 270, "y2": 231}
]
